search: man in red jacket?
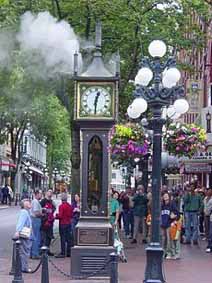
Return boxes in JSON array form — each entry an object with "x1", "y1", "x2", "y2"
[{"x1": 55, "y1": 193, "x2": 73, "y2": 258}]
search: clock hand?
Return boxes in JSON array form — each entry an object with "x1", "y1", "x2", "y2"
[{"x1": 94, "y1": 91, "x2": 100, "y2": 114}]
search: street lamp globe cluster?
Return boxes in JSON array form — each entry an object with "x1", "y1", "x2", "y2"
[
  {"x1": 127, "y1": 40, "x2": 189, "y2": 283},
  {"x1": 127, "y1": 40, "x2": 189, "y2": 121}
]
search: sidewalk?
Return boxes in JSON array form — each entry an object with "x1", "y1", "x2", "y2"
[{"x1": 0, "y1": 234, "x2": 211, "y2": 283}]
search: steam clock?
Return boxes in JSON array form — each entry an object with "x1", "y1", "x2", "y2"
[{"x1": 71, "y1": 22, "x2": 120, "y2": 276}]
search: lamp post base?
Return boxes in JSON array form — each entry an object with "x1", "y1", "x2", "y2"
[{"x1": 143, "y1": 243, "x2": 165, "y2": 283}]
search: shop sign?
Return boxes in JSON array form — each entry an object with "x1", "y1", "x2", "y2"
[{"x1": 184, "y1": 163, "x2": 212, "y2": 173}]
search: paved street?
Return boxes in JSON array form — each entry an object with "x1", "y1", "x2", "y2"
[{"x1": 0, "y1": 205, "x2": 211, "y2": 283}]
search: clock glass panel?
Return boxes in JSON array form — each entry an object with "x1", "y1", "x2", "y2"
[{"x1": 79, "y1": 84, "x2": 113, "y2": 117}]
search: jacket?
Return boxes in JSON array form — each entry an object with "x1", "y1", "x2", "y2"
[
  {"x1": 183, "y1": 193, "x2": 202, "y2": 212},
  {"x1": 133, "y1": 194, "x2": 148, "y2": 217},
  {"x1": 161, "y1": 202, "x2": 179, "y2": 228},
  {"x1": 205, "y1": 198, "x2": 212, "y2": 222},
  {"x1": 56, "y1": 201, "x2": 73, "y2": 225}
]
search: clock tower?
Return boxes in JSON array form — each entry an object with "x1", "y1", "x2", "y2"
[{"x1": 71, "y1": 22, "x2": 120, "y2": 277}]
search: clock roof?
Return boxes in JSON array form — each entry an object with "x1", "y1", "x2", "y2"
[{"x1": 80, "y1": 22, "x2": 114, "y2": 78}]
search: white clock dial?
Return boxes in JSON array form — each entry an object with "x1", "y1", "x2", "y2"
[{"x1": 81, "y1": 86, "x2": 111, "y2": 115}]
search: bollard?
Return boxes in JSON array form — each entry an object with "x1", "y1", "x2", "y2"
[
  {"x1": 110, "y1": 253, "x2": 118, "y2": 283},
  {"x1": 12, "y1": 240, "x2": 24, "y2": 283},
  {"x1": 9, "y1": 237, "x2": 18, "y2": 275},
  {"x1": 40, "y1": 246, "x2": 49, "y2": 283}
]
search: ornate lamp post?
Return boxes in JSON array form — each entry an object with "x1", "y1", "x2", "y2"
[
  {"x1": 206, "y1": 111, "x2": 211, "y2": 133},
  {"x1": 128, "y1": 40, "x2": 189, "y2": 283},
  {"x1": 24, "y1": 161, "x2": 33, "y2": 197},
  {"x1": 42, "y1": 167, "x2": 48, "y2": 191},
  {"x1": 52, "y1": 168, "x2": 58, "y2": 195}
]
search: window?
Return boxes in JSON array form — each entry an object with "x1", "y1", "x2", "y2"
[{"x1": 87, "y1": 136, "x2": 103, "y2": 214}]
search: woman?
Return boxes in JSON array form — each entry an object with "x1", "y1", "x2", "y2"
[
  {"x1": 15, "y1": 199, "x2": 32, "y2": 273},
  {"x1": 71, "y1": 194, "x2": 80, "y2": 230},
  {"x1": 161, "y1": 192, "x2": 180, "y2": 259},
  {"x1": 109, "y1": 191, "x2": 120, "y2": 226}
]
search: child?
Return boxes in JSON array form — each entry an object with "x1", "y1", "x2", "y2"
[{"x1": 169, "y1": 213, "x2": 182, "y2": 259}]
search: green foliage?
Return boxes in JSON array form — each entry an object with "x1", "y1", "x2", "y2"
[{"x1": 32, "y1": 94, "x2": 71, "y2": 171}]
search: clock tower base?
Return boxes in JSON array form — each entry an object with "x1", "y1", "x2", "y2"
[{"x1": 70, "y1": 219, "x2": 115, "y2": 277}]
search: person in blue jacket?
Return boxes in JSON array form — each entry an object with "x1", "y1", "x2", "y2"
[
  {"x1": 161, "y1": 192, "x2": 179, "y2": 259},
  {"x1": 15, "y1": 199, "x2": 32, "y2": 273}
]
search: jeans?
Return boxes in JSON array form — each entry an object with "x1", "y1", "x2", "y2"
[
  {"x1": 133, "y1": 215, "x2": 146, "y2": 241},
  {"x1": 59, "y1": 224, "x2": 72, "y2": 256},
  {"x1": 20, "y1": 238, "x2": 32, "y2": 272},
  {"x1": 123, "y1": 209, "x2": 134, "y2": 236},
  {"x1": 31, "y1": 217, "x2": 41, "y2": 257},
  {"x1": 185, "y1": 211, "x2": 199, "y2": 242},
  {"x1": 208, "y1": 221, "x2": 212, "y2": 249}
]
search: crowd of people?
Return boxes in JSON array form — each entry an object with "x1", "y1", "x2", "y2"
[
  {"x1": 109, "y1": 182, "x2": 212, "y2": 260},
  {"x1": 15, "y1": 189, "x2": 80, "y2": 273},
  {"x1": 13, "y1": 181, "x2": 212, "y2": 272}
]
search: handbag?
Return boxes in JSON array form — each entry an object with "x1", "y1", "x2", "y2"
[{"x1": 19, "y1": 226, "x2": 31, "y2": 239}]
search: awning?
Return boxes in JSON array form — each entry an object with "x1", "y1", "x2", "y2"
[{"x1": 29, "y1": 166, "x2": 43, "y2": 175}]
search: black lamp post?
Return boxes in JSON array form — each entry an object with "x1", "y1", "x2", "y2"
[
  {"x1": 52, "y1": 168, "x2": 58, "y2": 195},
  {"x1": 128, "y1": 40, "x2": 189, "y2": 283},
  {"x1": 206, "y1": 111, "x2": 211, "y2": 133}
]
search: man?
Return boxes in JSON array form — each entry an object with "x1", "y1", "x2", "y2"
[
  {"x1": 30, "y1": 190, "x2": 43, "y2": 259},
  {"x1": 2, "y1": 184, "x2": 9, "y2": 204},
  {"x1": 183, "y1": 184, "x2": 202, "y2": 245},
  {"x1": 131, "y1": 185, "x2": 148, "y2": 244},
  {"x1": 40, "y1": 189, "x2": 56, "y2": 256},
  {"x1": 55, "y1": 193, "x2": 73, "y2": 258},
  {"x1": 121, "y1": 187, "x2": 134, "y2": 238}
]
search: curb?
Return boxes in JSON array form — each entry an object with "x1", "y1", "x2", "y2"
[{"x1": 0, "y1": 206, "x2": 9, "y2": 210}]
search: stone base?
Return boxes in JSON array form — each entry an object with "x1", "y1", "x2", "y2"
[
  {"x1": 143, "y1": 243, "x2": 165, "y2": 283},
  {"x1": 71, "y1": 246, "x2": 115, "y2": 277}
]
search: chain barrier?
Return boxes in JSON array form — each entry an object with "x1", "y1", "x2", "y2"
[
  {"x1": 48, "y1": 256, "x2": 112, "y2": 280},
  {"x1": 29, "y1": 258, "x2": 43, "y2": 274}
]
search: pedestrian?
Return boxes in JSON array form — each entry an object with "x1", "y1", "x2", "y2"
[
  {"x1": 30, "y1": 190, "x2": 43, "y2": 259},
  {"x1": 55, "y1": 193, "x2": 73, "y2": 258},
  {"x1": 71, "y1": 193, "x2": 80, "y2": 230},
  {"x1": 161, "y1": 192, "x2": 179, "y2": 259},
  {"x1": 205, "y1": 191, "x2": 212, "y2": 253},
  {"x1": 40, "y1": 189, "x2": 56, "y2": 256},
  {"x1": 203, "y1": 189, "x2": 212, "y2": 241},
  {"x1": 2, "y1": 184, "x2": 9, "y2": 204},
  {"x1": 15, "y1": 198, "x2": 32, "y2": 273},
  {"x1": 8, "y1": 185, "x2": 13, "y2": 205},
  {"x1": 120, "y1": 187, "x2": 134, "y2": 238},
  {"x1": 109, "y1": 191, "x2": 120, "y2": 227},
  {"x1": 131, "y1": 185, "x2": 148, "y2": 244},
  {"x1": 183, "y1": 184, "x2": 202, "y2": 245}
]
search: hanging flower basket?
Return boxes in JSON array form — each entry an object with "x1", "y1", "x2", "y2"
[
  {"x1": 109, "y1": 123, "x2": 150, "y2": 163},
  {"x1": 164, "y1": 123, "x2": 207, "y2": 158}
]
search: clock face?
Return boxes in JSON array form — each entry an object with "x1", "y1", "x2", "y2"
[{"x1": 80, "y1": 86, "x2": 112, "y2": 116}]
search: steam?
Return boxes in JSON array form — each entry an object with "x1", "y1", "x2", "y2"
[
  {"x1": 17, "y1": 11, "x2": 82, "y2": 78},
  {"x1": 0, "y1": 30, "x2": 15, "y2": 67}
]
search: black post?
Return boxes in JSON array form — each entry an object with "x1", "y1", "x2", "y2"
[
  {"x1": 9, "y1": 238, "x2": 18, "y2": 275},
  {"x1": 12, "y1": 240, "x2": 24, "y2": 283},
  {"x1": 40, "y1": 246, "x2": 49, "y2": 283},
  {"x1": 110, "y1": 253, "x2": 118, "y2": 283},
  {"x1": 144, "y1": 109, "x2": 165, "y2": 283}
]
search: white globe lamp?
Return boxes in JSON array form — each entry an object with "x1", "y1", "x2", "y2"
[
  {"x1": 148, "y1": 40, "x2": 167, "y2": 58},
  {"x1": 173, "y1": 98, "x2": 189, "y2": 114},
  {"x1": 131, "y1": 97, "x2": 148, "y2": 114},
  {"x1": 162, "y1": 67, "x2": 181, "y2": 88},
  {"x1": 135, "y1": 67, "x2": 153, "y2": 86},
  {"x1": 127, "y1": 104, "x2": 141, "y2": 119}
]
